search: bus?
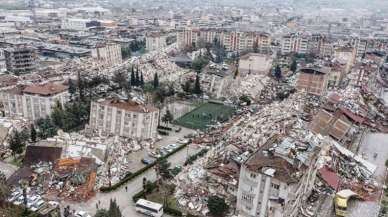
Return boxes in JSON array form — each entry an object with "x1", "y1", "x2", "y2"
[{"x1": 135, "y1": 199, "x2": 164, "y2": 217}]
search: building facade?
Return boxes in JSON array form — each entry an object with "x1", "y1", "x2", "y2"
[
  {"x1": 0, "y1": 83, "x2": 69, "y2": 121},
  {"x1": 236, "y1": 139, "x2": 319, "y2": 217},
  {"x1": 0, "y1": 49, "x2": 6, "y2": 73},
  {"x1": 91, "y1": 43, "x2": 122, "y2": 67},
  {"x1": 176, "y1": 28, "x2": 271, "y2": 52},
  {"x1": 146, "y1": 33, "x2": 167, "y2": 51},
  {"x1": 296, "y1": 68, "x2": 329, "y2": 96},
  {"x1": 4, "y1": 46, "x2": 37, "y2": 74},
  {"x1": 89, "y1": 99, "x2": 159, "y2": 139},
  {"x1": 281, "y1": 34, "x2": 309, "y2": 55}
]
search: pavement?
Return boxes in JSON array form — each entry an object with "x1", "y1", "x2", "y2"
[
  {"x1": 0, "y1": 160, "x2": 17, "y2": 178},
  {"x1": 348, "y1": 133, "x2": 388, "y2": 217},
  {"x1": 125, "y1": 126, "x2": 195, "y2": 172},
  {"x1": 61, "y1": 130, "x2": 201, "y2": 217}
]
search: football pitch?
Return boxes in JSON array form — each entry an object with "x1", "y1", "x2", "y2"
[{"x1": 174, "y1": 102, "x2": 235, "y2": 130}]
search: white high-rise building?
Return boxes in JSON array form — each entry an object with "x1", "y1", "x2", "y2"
[
  {"x1": 146, "y1": 33, "x2": 167, "y2": 51},
  {"x1": 89, "y1": 99, "x2": 159, "y2": 139},
  {"x1": 91, "y1": 43, "x2": 122, "y2": 67},
  {"x1": 0, "y1": 83, "x2": 69, "y2": 121},
  {"x1": 281, "y1": 34, "x2": 309, "y2": 54}
]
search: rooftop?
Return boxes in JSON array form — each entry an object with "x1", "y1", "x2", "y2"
[
  {"x1": 97, "y1": 99, "x2": 158, "y2": 113},
  {"x1": 23, "y1": 83, "x2": 68, "y2": 96}
]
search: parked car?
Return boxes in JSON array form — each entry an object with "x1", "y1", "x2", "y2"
[
  {"x1": 141, "y1": 158, "x2": 155, "y2": 165},
  {"x1": 75, "y1": 211, "x2": 92, "y2": 217}
]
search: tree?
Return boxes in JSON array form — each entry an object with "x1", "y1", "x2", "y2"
[
  {"x1": 140, "y1": 71, "x2": 144, "y2": 88},
  {"x1": 77, "y1": 71, "x2": 85, "y2": 101},
  {"x1": 192, "y1": 56, "x2": 209, "y2": 72},
  {"x1": 9, "y1": 131, "x2": 25, "y2": 156},
  {"x1": 94, "y1": 209, "x2": 109, "y2": 217},
  {"x1": 121, "y1": 47, "x2": 131, "y2": 60},
  {"x1": 30, "y1": 124, "x2": 36, "y2": 143},
  {"x1": 108, "y1": 199, "x2": 122, "y2": 217},
  {"x1": 274, "y1": 65, "x2": 282, "y2": 80},
  {"x1": 36, "y1": 118, "x2": 57, "y2": 139},
  {"x1": 113, "y1": 72, "x2": 127, "y2": 89},
  {"x1": 162, "y1": 110, "x2": 174, "y2": 126},
  {"x1": 135, "y1": 67, "x2": 140, "y2": 86},
  {"x1": 51, "y1": 101, "x2": 65, "y2": 129},
  {"x1": 193, "y1": 73, "x2": 202, "y2": 95},
  {"x1": 131, "y1": 66, "x2": 136, "y2": 86},
  {"x1": 290, "y1": 59, "x2": 297, "y2": 73},
  {"x1": 253, "y1": 40, "x2": 259, "y2": 53},
  {"x1": 153, "y1": 73, "x2": 159, "y2": 89},
  {"x1": 68, "y1": 79, "x2": 77, "y2": 97},
  {"x1": 156, "y1": 158, "x2": 172, "y2": 180},
  {"x1": 207, "y1": 196, "x2": 229, "y2": 217},
  {"x1": 182, "y1": 80, "x2": 192, "y2": 93}
]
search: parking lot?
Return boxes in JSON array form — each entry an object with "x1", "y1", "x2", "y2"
[{"x1": 122, "y1": 126, "x2": 196, "y2": 172}]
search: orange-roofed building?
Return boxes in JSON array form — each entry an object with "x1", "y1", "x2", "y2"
[{"x1": 0, "y1": 82, "x2": 69, "y2": 121}]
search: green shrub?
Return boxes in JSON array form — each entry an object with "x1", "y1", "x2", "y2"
[{"x1": 164, "y1": 206, "x2": 182, "y2": 216}]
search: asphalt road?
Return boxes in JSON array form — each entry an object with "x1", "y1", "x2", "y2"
[
  {"x1": 348, "y1": 133, "x2": 388, "y2": 217},
  {"x1": 61, "y1": 142, "x2": 201, "y2": 217}
]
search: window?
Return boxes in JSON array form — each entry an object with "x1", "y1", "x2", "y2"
[
  {"x1": 271, "y1": 183, "x2": 280, "y2": 190},
  {"x1": 250, "y1": 172, "x2": 256, "y2": 179}
]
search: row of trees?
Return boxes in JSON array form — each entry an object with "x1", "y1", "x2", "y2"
[
  {"x1": 94, "y1": 199, "x2": 122, "y2": 217},
  {"x1": 181, "y1": 73, "x2": 202, "y2": 95}
]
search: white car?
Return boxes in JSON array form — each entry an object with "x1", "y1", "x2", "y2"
[{"x1": 76, "y1": 211, "x2": 92, "y2": 217}]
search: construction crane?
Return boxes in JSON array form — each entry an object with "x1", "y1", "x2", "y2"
[{"x1": 28, "y1": 0, "x2": 37, "y2": 26}]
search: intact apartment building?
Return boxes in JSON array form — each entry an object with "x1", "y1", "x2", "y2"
[
  {"x1": 176, "y1": 28, "x2": 271, "y2": 52},
  {"x1": 146, "y1": 32, "x2": 167, "y2": 51},
  {"x1": 91, "y1": 43, "x2": 122, "y2": 67},
  {"x1": 89, "y1": 99, "x2": 159, "y2": 139},
  {"x1": 296, "y1": 67, "x2": 329, "y2": 96},
  {"x1": 0, "y1": 49, "x2": 6, "y2": 73},
  {"x1": 280, "y1": 33, "x2": 309, "y2": 55},
  {"x1": 4, "y1": 46, "x2": 37, "y2": 74},
  {"x1": 236, "y1": 138, "x2": 319, "y2": 217},
  {"x1": 0, "y1": 83, "x2": 69, "y2": 121}
]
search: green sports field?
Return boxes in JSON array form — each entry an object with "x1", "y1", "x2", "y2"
[{"x1": 174, "y1": 102, "x2": 235, "y2": 130}]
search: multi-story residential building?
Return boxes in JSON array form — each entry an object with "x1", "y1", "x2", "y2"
[
  {"x1": 89, "y1": 99, "x2": 159, "y2": 139},
  {"x1": 176, "y1": 28, "x2": 271, "y2": 52},
  {"x1": 350, "y1": 37, "x2": 368, "y2": 58},
  {"x1": 281, "y1": 33, "x2": 309, "y2": 55},
  {"x1": 0, "y1": 83, "x2": 69, "y2": 121},
  {"x1": 91, "y1": 43, "x2": 122, "y2": 67},
  {"x1": 239, "y1": 53, "x2": 273, "y2": 76},
  {"x1": 0, "y1": 49, "x2": 6, "y2": 73},
  {"x1": 61, "y1": 18, "x2": 94, "y2": 31},
  {"x1": 296, "y1": 67, "x2": 329, "y2": 96},
  {"x1": 146, "y1": 32, "x2": 167, "y2": 51},
  {"x1": 236, "y1": 137, "x2": 319, "y2": 217},
  {"x1": 4, "y1": 46, "x2": 37, "y2": 74}
]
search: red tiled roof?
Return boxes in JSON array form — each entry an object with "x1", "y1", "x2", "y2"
[{"x1": 23, "y1": 83, "x2": 68, "y2": 96}]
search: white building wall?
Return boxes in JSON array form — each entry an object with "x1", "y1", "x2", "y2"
[{"x1": 89, "y1": 101, "x2": 159, "y2": 139}]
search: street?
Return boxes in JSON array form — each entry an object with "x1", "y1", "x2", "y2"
[
  {"x1": 61, "y1": 142, "x2": 201, "y2": 217},
  {"x1": 348, "y1": 133, "x2": 388, "y2": 217}
]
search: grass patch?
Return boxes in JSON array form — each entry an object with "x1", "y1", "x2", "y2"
[{"x1": 174, "y1": 102, "x2": 235, "y2": 130}]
